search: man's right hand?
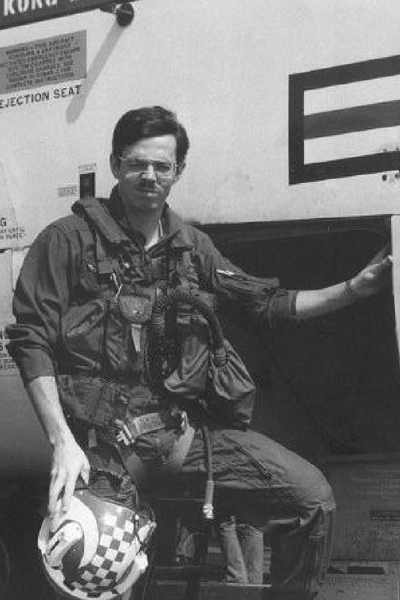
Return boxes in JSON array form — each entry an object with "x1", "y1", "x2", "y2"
[
  {"x1": 25, "y1": 376, "x2": 91, "y2": 519},
  {"x1": 48, "y1": 430, "x2": 90, "y2": 517}
]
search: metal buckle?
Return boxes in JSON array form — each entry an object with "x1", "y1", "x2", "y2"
[
  {"x1": 114, "y1": 420, "x2": 134, "y2": 446},
  {"x1": 115, "y1": 409, "x2": 188, "y2": 446},
  {"x1": 132, "y1": 412, "x2": 165, "y2": 436},
  {"x1": 179, "y1": 410, "x2": 188, "y2": 433},
  {"x1": 115, "y1": 412, "x2": 166, "y2": 446}
]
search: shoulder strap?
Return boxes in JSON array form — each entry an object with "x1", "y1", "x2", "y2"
[
  {"x1": 72, "y1": 197, "x2": 131, "y2": 248},
  {"x1": 72, "y1": 197, "x2": 135, "y2": 279}
]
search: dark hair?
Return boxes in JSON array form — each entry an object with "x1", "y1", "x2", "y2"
[{"x1": 112, "y1": 106, "x2": 190, "y2": 166}]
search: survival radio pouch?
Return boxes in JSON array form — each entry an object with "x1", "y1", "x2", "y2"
[{"x1": 150, "y1": 288, "x2": 256, "y2": 429}]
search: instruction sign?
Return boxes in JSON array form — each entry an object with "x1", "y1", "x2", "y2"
[{"x1": 0, "y1": 31, "x2": 86, "y2": 94}]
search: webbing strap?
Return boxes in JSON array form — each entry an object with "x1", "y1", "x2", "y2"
[
  {"x1": 117, "y1": 425, "x2": 195, "y2": 486},
  {"x1": 72, "y1": 197, "x2": 131, "y2": 280},
  {"x1": 162, "y1": 424, "x2": 195, "y2": 473},
  {"x1": 72, "y1": 197, "x2": 132, "y2": 248},
  {"x1": 118, "y1": 445, "x2": 150, "y2": 486}
]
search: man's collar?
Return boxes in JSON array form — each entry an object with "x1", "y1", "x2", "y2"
[{"x1": 107, "y1": 185, "x2": 192, "y2": 250}]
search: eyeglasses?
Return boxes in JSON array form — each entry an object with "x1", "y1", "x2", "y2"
[{"x1": 118, "y1": 157, "x2": 177, "y2": 179}]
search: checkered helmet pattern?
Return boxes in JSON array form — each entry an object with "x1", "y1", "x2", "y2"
[
  {"x1": 68, "y1": 511, "x2": 135, "y2": 596},
  {"x1": 38, "y1": 489, "x2": 156, "y2": 600}
]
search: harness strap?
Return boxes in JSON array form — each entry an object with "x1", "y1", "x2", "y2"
[
  {"x1": 73, "y1": 197, "x2": 131, "y2": 281},
  {"x1": 162, "y1": 423, "x2": 195, "y2": 473},
  {"x1": 116, "y1": 423, "x2": 196, "y2": 488},
  {"x1": 72, "y1": 197, "x2": 132, "y2": 248},
  {"x1": 118, "y1": 444, "x2": 150, "y2": 487}
]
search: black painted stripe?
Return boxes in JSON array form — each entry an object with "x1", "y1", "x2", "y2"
[
  {"x1": 291, "y1": 152, "x2": 400, "y2": 184},
  {"x1": 304, "y1": 100, "x2": 400, "y2": 139},
  {"x1": 297, "y1": 55, "x2": 400, "y2": 90}
]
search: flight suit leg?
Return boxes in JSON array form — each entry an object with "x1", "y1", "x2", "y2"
[{"x1": 182, "y1": 428, "x2": 335, "y2": 596}]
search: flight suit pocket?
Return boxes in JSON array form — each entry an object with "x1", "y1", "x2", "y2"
[{"x1": 61, "y1": 299, "x2": 106, "y2": 371}]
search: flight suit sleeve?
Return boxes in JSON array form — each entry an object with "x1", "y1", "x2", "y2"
[
  {"x1": 7, "y1": 224, "x2": 75, "y2": 384},
  {"x1": 188, "y1": 226, "x2": 298, "y2": 329}
]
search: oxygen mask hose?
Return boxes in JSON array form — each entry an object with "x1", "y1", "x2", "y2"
[
  {"x1": 151, "y1": 288, "x2": 227, "y2": 366},
  {"x1": 151, "y1": 288, "x2": 223, "y2": 521}
]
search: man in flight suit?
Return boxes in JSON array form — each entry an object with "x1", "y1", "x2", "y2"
[{"x1": 7, "y1": 106, "x2": 392, "y2": 598}]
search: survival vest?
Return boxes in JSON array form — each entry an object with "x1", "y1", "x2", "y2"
[
  {"x1": 57, "y1": 197, "x2": 208, "y2": 379},
  {"x1": 57, "y1": 197, "x2": 255, "y2": 433}
]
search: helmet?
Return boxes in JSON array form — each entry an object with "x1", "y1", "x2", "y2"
[{"x1": 38, "y1": 488, "x2": 156, "y2": 600}]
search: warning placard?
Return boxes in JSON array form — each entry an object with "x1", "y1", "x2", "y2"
[
  {"x1": 0, "y1": 30, "x2": 86, "y2": 95},
  {"x1": 0, "y1": 328, "x2": 17, "y2": 372},
  {"x1": 0, "y1": 220, "x2": 26, "y2": 243}
]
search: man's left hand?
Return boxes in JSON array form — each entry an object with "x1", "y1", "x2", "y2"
[{"x1": 349, "y1": 250, "x2": 392, "y2": 299}]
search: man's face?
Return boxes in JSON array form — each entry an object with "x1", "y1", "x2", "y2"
[{"x1": 110, "y1": 135, "x2": 181, "y2": 215}]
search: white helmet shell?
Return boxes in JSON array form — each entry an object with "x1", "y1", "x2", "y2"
[{"x1": 38, "y1": 489, "x2": 156, "y2": 600}]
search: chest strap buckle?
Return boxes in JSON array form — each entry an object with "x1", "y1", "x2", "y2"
[{"x1": 114, "y1": 409, "x2": 187, "y2": 446}]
